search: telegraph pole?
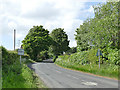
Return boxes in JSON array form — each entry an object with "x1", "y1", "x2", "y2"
[{"x1": 14, "y1": 29, "x2": 16, "y2": 51}]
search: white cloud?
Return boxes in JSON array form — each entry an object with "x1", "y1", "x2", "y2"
[
  {"x1": 0, "y1": 0, "x2": 105, "y2": 50},
  {"x1": 16, "y1": 31, "x2": 24, "y2": 39},
  {"x1": 88, "y1": 6, "x2": 94, "y2": 13},
  {"x1": 69, "y1": 40, "x2": 77, "y2": 47}
]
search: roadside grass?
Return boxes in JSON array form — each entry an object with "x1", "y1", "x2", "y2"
[
  {"x1": 1, "y1": 46, "x2": 47, "y2": 88},
  {"x1": 2, "y1": 62, "x2": 47, "y2": 88},
  {"x1": 55, "y1": 55, "x2": 118, "y2": 80},
  {"x1": 25, "y1": 59, "x2": 48, "y2": 88},
  {"x1": 3, "y1": 64, "x2": 35, "y2": 88}
]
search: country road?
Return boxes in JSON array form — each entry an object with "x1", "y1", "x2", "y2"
[{"x1": 29, "y1": 59, "x2": 118, "y2": 88}]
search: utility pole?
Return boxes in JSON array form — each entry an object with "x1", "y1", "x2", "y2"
[{"x1": 14, "y1": 29, "x2": 16, "y2": 51}]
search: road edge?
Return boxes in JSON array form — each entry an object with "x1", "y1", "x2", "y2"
[{"x1": 54, "y1": 63, "x2": 118, "y2": 81}]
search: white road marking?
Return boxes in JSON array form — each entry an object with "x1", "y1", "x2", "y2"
[
  {"x1": 72, "y1": 76, "x2": 79, "y2": 79},
  {"x1": 82, "y1": 81, "x2": 98, "y2": 86},
  {"x1": 67, "y1": 75, "x2": 79, "y2": 79}
]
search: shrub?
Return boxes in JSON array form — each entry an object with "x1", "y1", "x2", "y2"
[
  {"x1": 68, "y1": 51, "x2": 88, "y2": 65},
  {"x1": 107, "y1": 47, "x2": 120, "y2": 65},
  {"x1": 2, "y1": 50, "x2": 19, "y2": 66},
  {"x1": 87, "y1": 48, "x2": 98, "y2": 64}
]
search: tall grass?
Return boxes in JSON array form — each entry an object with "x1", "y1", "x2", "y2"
[{"x1": 2, "y1": 62, "x2": 47, "y2": 88}]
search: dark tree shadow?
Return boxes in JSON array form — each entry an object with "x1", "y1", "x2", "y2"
[{"x1": 40, "y1": 59, "x2": 54, "y2": 63}]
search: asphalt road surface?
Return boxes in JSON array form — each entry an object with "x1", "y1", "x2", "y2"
[{"x1": 29, "y1": 59, "x2": 118, "y2": 88}]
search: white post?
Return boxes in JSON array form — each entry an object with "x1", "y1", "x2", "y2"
[
  {"x1": 20, "y1": 55, "x2": 21, "y2": 65},
  {"x1": 98, "y1": 49, "x2": 100, "y2": 69}
]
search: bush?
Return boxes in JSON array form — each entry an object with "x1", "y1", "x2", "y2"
[
  {"x1": 68, "y1": 51, "x2": 88, "y2": 65},
  {"x1": 107, "y1": 47, "x2": 120, "y2": 65},
  {"x1": 87, "y1": 48, "x2": 98, "y2": 64},
  {"x1": 2, "y1": 50, "x2": 19, "y2": 67},
  {"x1": 102, "y1": 47, "x2": 120, "y2": 65},
  {"x1": 1, "y1": 46, "x2": 19, "y2": 66},
  {"x1": 57, "y1": 47, "x2": 120, "y2": 66}
]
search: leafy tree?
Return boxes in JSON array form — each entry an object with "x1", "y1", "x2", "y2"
[
  {"x1": 75, "y1": 2, "x2": 119, "y2": 51},
  {"x1": 22, "y1": 25, "x2": 52, "y2": 60},
  {"x1": 66, "y1": 47, "x2": 77, "y2": 55},
  {"x1": 75, "y1": 1, "x2": 119, "y2": 65},
  {"x1": 50, "y1": 28, "x2": 70, "y2": 56}
]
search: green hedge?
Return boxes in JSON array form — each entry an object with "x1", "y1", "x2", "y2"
[
  {"x1": 1, "y1": 46, "x2": 47, "y2": 88},
  {"x1": 1, "y1": 46, "x2": 29, "y2": 66},
  {"x1": 1, "y1": 46, "x2": 30, "y2": 73}
]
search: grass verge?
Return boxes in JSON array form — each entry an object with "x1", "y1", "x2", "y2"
[
  {"x1": 55, "y1": 55, "x2": 119, "y2": 80},
  {"x1": 2, "y1": 63, "x2": 47, "y2": 88},
  {"x1": 25, "y1": 59, "x2": 48, "y2": 88}
]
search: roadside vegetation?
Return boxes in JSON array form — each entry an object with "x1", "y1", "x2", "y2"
[
  {"x1": 2, "y1": 2, "x2": 119, "y2": 88},
  {"x1": 55, "y1": 1, "x2": 119, "y2": 80},
  {"x1": 55, "y1": 51, "x2": 118, "y2": 79},
  {"x1": 1, "y1": 46, "x2": 47, "y2": 88},
  {"x1": 21, "y1": 1, "x2": 119, "y2": 80}
]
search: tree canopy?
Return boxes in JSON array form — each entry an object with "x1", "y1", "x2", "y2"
[
  {"x1": 75, "y1": 2, "x2": 119, "y2": 51},
  {"x1": 75, "y1": 1, "x2": 120, "y2": 65},
  {"x1": 49, "y1": 28, "x2": 70, "y2": 55},
  {"x1": 22, "y1": 25, "x2": 52, "y2": 60}
]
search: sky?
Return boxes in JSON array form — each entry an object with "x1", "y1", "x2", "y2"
[{"x1": 0, "y1": 0, "x2": 107, "y2": 50}]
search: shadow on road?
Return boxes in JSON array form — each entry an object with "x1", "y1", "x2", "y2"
[{"x1": 41, "y1": 59, "x2": 54, "y2": 63}]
